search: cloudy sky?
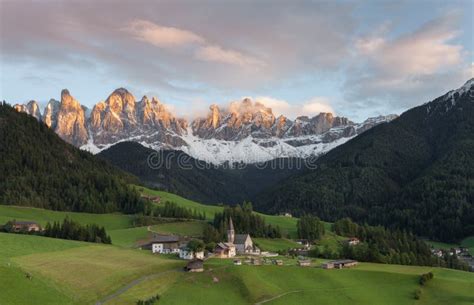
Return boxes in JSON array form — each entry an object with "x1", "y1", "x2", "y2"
[{"x1": 0, "y1": 0, "x2": 472, "y2": 121}]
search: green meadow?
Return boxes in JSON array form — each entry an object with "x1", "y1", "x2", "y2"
[
  {"x1": 1, "y1": 189, "x2": 474, "y2": 304},
  {"x1": 139, "y1": 186, "x2": 299, "y2": 238},
  {"x1": 2, "y1": 233, "x2": 473, "y2": 305}
]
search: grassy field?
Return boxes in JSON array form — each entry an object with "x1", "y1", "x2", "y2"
[
  {"x1": 138, "y1": 186, "x2": 300, "y2": 238},
  {"x1": 253, "y1": 238, "x2": 302, "y2": 252},
  {"x1": 0, "y1": 233, "x2": 182, "y2": 305},
  {"x1": 2, "y1": 232, "x2": 474, "y2": 305},
  {"x1": 150, "y1": 221, "x2": 207, "y2": 237},
  {"x1": 156, "y1": 259, "x2": 474, "y2": 305},
  {"x1": 426, "y1": 237, "x2": 474, "y2": 254},
  {"x1": 0, "y1": 205, "x2": 133, "y2": 230}
]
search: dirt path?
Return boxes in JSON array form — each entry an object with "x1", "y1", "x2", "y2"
[
  {"x1": 254, "y1": 290, "x2": 303, "y2": 305},
  {"x1": 94, "y1": 269, "x2": 180, "y2": 305}
]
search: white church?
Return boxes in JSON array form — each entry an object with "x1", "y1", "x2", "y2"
[{"x1": 214, "y1": 218, "x2": 260, "y2": 258}]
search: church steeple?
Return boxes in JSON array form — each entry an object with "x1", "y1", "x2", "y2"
[{"x1": 227, "y1": 217, "x2": 235, "y2": 243}]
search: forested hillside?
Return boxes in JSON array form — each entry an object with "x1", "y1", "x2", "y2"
[
  {"x1": 256, "y1": 80, "x2": 474, "y2": 242},
  {"x1": 0, "y1": 103, "x2": 144, "y2": 213},
  {"x1": 98, "y1": 141, "x2": 305, "y2": 204}
]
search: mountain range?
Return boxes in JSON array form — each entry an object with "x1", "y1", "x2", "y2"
[
  {"x1": 257, "y1": 79, "x2": 474, "y2": 242},
  {"x1": 12, "y1": 89, "x2": 396, "y2": 164}
]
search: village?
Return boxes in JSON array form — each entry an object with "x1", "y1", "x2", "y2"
[{"x1": 138, "y1": 217, "x2": 360, "y2": 272}]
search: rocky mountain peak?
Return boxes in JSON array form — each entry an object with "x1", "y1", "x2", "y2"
[
  {"x1": 55, "y1": 89, "x2": 88, "y2": 146},
  {"x1": 13, "y1": 100, "x2": 41, "y2": 121},
  {"x1": 43, "y1": 99, "x2": 60, "y2": 128}
]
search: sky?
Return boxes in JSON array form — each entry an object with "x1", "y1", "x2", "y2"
[{"x1": 0, "y1": 0, "x2": 472, "y2": 122}]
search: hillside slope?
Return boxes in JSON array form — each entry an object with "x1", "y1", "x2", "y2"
[
  {"x1": 0, "y1": 103, "x2": 144, "y2": 213},
  {"x1": 256, "y1": 79, "x2": 474, "y2": 242},
  {"x1": 99, "y1": 141, "x2": 306, "y2": 204}
]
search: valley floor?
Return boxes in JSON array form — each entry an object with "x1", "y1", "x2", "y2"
[{"x1": 1, "y1": 232, "x2": 474, "y2": 305}]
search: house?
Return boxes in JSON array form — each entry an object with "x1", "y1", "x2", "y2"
[
  {"x1": 141, "y1": 234, "x2": 181, "y2": 254},
  {"x1": 431, "y1": 249, "x2": 443, "y2": 257},
  {"x1": 280, "y1": 212, "x2": 292, "y2": 217},
  {"x1": 347, "y1": 237, "x2": 360, "y2": 246},
  {"x1": 296, "y1": 240, "x2": 311, "y2": 250},
  {"x1": 297, "y1": 259, "x2": 311, "y2": 267},
  {"x1": 250, "y1": 257, "x2": 262, "y2": 265},
  {"x1": 214, "y1": 242, "x2": 236, "y2": 258},
  {"x1": 179, "y1": 246, "x2": 204, "y2": 260},
  {"x1": 321, "y1": 262, "x2": 334, "y2": 269},
  {"x1": 233, "y1": 259, "x2": 242, "y2": 265},
  {"x1": 10, "y1": 221, "x2": 41, "y2": 232},
  {"x1": 273, "y1": 259, "x2": 284, "y2": 266},
  {"x1": 140, "y1": 194, "x2": 161, "y2": 203},
  {"x1": 184, "y1": 259, "x2": 204, "y2": 272},
  {"x1": 323, "y1": 259, "x2": 358, "y2": 269}
]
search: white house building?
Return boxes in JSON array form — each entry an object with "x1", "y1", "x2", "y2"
[
  {"x1": 179, "y1": 247, "x2": 204, "y2": 260},
  {"x1": 143, "y1": 235, "x2": 181, "y2": 254}
]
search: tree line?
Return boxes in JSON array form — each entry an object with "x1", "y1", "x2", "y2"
[
  {"x1": 42, "y1": 217, "x2": 111, "y2": 244},
  {"x1": 153, "y1": 201, "x2": 206, "y2": 220},
  {"x1": 210, "y1": 202, "x2": 282, "y2": 240},
  {"x1": 0, "y1": 104, "x2": 146, "y2": 215},
  {"x1": 311, "y1": 218, "x2": 470, "y2": 271}
]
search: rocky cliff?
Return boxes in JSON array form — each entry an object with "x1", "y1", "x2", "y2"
[{"x1": 12, "y1": 88, "x2": 397, "y2": 164}]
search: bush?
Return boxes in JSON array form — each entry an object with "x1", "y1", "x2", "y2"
[
  {"x1": 419, "y1": 272, "x2": 434, "y2": 286},
  {"x1": 414, "y1": 288, "x2": 422, "y2": 300},
  {"x1": 136, "y1": 294, "x2": 160, "y2": 305}
]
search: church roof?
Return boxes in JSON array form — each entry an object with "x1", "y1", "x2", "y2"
[
  {"x1": 234, "y1": 234, "x2": 250, "y2": 245},
  {"x1": 229, "y1": 217, "x2": 234, "y2": 231}
]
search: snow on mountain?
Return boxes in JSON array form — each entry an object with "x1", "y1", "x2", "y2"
[{"x1": 12, "y1": 88, "x2": 398, "y2": 165}]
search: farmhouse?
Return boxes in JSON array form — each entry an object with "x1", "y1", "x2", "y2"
[
  {"x1": 346, "y1": 237, "x2": 360, "y2": 246},
  {"x1": 140, "y1": 194, "x2": 161, "y2": 203},
  {"x1": 179, "y1": 246, "x2": 204, "y2": 260},
  {"x1": 9, "y1": 221, "x2": 41, "y2": 232},
  {"x1": 297, "y1": 259, "x2": 311, "y2": 267},
  {"x1": 322, "y1": 259, "x2": 358, "y2": 269},
  {"x1": 141, "y1": 234, "x2": 181, "y2": 254},
  {"x1": 184, "y1": 259, "x2": 204, "y2": 272},
  {"x1": 214, "y1": 242, "x2": 236, "y2": 258}
]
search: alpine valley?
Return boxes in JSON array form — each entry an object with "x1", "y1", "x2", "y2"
[{"x1": 13, "y1": 88, "x2": 397, "y2": 165}]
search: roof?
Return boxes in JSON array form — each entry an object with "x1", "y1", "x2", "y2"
[
  {"x1": 329, "y1": 259, "x2": 358, "y2": 264},
  {"x1": 234, "y1": 234, "x2": 250, "y2": 245},
  {"x1": 13, "y1": 221, "x2": 39, "y2": 225},
  {"x1": 216, "y1": 242, "x2": 235, "y2": 250},
  {"x1": 229, "y1": 217, "x2": 234, "y2": 231},
  {"x1": 150, "y1": 234, "x2": 180, "y2": 243},
  {"x1": 186, "y1": 259, "x2": 203, "y2": 269}
]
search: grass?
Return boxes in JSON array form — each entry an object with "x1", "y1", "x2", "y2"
[
  {"x1": 138, "y1": 186, "x2": 300, "y2": 238},
  {"x1": 0, "y1": 205, "x2": 133, "y2": 230},
  {"x1": 157, "y1": 259, "x2": 474, "y2": 305},
  {"x1": 150, "y1": 221, "x2": 207, "y2": 237},
  {"x1": 0, "y1": 233, "x2": 183, "y2": 305},
  {"x1": 253, "y1": 238, "x2": 302, "y2": 252},
  {"x1": 425, "y1": 236, "x2": 474, "y2": 254},
  {"x1": 2, "y1": 232, "x2": 474, "y2": 305},
  {"x1": 109, "y1": 226, "x2": 151, "y2": 248}
]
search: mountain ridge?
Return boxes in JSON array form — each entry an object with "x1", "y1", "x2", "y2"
[
  {"x1": 255, "y1": 78, "x2": 474, "y2": 242},
  {"x1": 12, "y1": 89, "x2": 396, "y2": 164}
]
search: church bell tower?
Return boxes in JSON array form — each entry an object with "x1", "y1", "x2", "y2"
[{"x1": 227, "y1": 217, "x2": 235, "y2": 243}]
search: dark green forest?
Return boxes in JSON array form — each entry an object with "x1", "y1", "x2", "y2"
[
  {"x1": 98, "y1": 141, "x2": 305, "y2": 205},
  {"x1": 257, "y1": 84, "x2": 474, "y2": 242},
  {"x1": 212, "y1": 202, "x2": 282, "y2": 239},
  {"x1": 0, "y1": 103, "x2": 145, "y2": 214},
  {"x1": 323, "y1": 218, "x2": 470, "y2": 271}
]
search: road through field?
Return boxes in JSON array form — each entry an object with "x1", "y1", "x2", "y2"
[{"x1": 95, "y1": 269, "x2": 181, "y2": 305}]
